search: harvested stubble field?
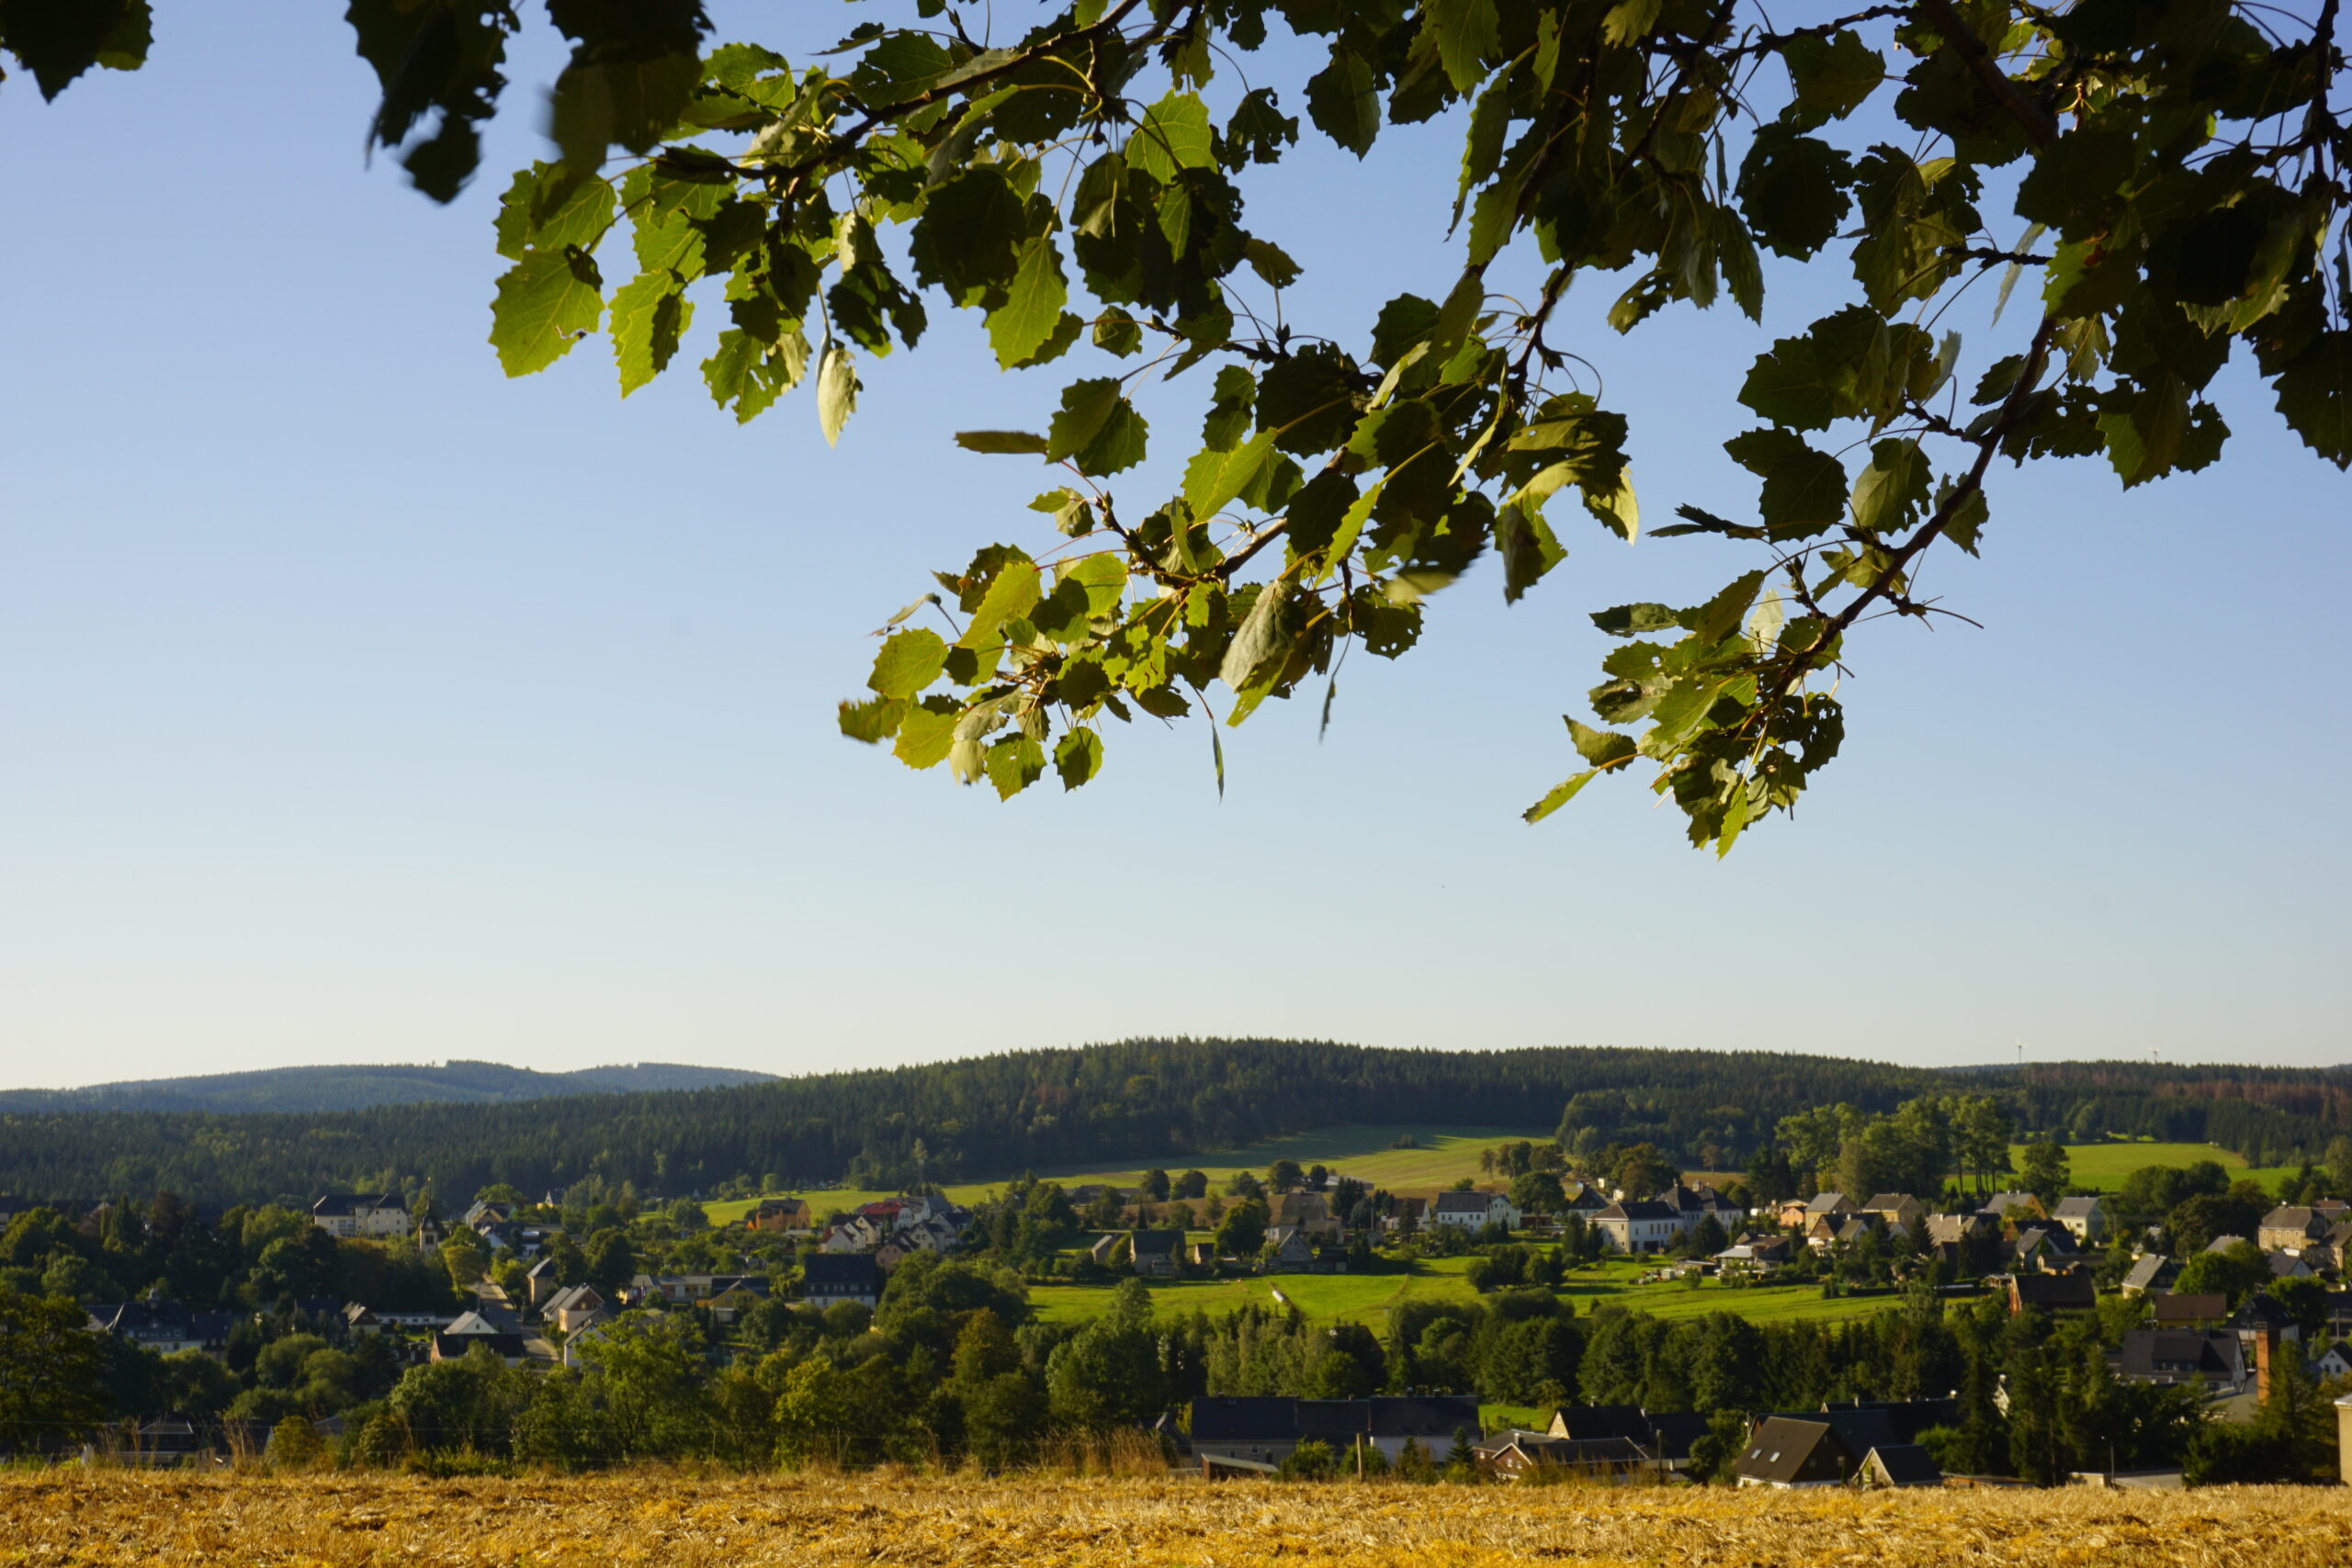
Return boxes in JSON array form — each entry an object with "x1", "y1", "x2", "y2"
[{"x1": 2, "y1": 1473, "x2": 2347, "y2": 1568}]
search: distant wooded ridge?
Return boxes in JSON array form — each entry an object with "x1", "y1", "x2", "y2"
[
  {"x1": 0, "y1": 1060, "x2": 776, "y2": 1115},
  {"x1": 0, "y1": 1040, "x2": 2343, "y2": 1206}
]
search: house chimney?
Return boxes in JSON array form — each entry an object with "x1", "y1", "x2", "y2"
[{"x1": 2256, "y1": 1328, "x2": 2277, "y2": 1404}]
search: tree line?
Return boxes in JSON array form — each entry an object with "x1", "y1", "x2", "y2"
[{"x1": 5, "y1": 1041, "x2": 2347, "y2": 1206}]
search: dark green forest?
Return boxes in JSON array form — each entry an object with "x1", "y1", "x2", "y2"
[{"x1": 2, "y1": 1041, "x2": 2346, "y2": 1206}]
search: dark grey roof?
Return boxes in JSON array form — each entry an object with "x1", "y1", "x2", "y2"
[
  {"x1": 1190, "y1": 1397, "x2": 1301, "y2": 1441},
  {"x1": 1552, "y1": 1404, "x2": 1649, "y2": 1443},
  {"x1": 1866, "y1": 1443, "x2": 1944, "y2": 1485},
  {"x1": 2010, "y1": 1272, "x2": 2096, "y2": 1309},
  {"x1": 1431, "y1": 1190, "x2": 1493, "y2": 1213},
  {"x1": 2229, "y1": 1292, "x2": 2293, "y2": 1331},
  {"x1": 801, "y1": 1254, "x2": 880, "y2": 1291},
  {"x1": 2118, "y1": 1329, "x2": 2241, "y2": 1380},
  {"x1": 1131, "y1": 1228, "x2": 1183, "y2": 1257},
  {"x1": 1737, "y1": 1417, "x2": 1844, "y2": 1484},
  {"x1": 1600, "y1": 1200, "x2": 1677, "y2": 1221},
  {"x1": 434, "y1": 1331, "x2": 526, "y2": 1359},
  {"x1": 1365, "y1": 1394, "x2": 1479, "y2": 1438},
  {"x1": 2121, "y1": 1255, "x2": 2174, "y2": 1291},
  {"x1": 1644, "y1": 1410, "x2": 1711, "y2": 1460},
  {"x1": 310, "y1": 1192, "x2": 398, "y2": 1217},
  {"x1": 1824, "y1": 1400, "x2": 1958, "y2": 1445}
]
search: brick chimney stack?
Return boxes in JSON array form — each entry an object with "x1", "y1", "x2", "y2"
[{"x1": 2255, "y1": 1327, "x2": 2278, "y2": 1404}]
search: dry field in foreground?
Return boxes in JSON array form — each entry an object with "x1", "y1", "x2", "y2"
[{"x1": 1, "y1": 1472, "x2": 2346, "y2": 1568}]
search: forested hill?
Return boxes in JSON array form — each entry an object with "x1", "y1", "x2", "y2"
[
  {"x1": 0, "y1": 1040, "x2": 2343, "y2": 1206},
  {"x1": 0, "y1": 1060, "x2": 775, "y2": 1115}
]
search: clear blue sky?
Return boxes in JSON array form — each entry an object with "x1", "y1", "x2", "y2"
[{"x1": 2, "y1": 5, "x2": 2345, "y2": 1089}]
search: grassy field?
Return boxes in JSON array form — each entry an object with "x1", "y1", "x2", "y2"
[
  {"x1": 2009, "y1": 1138, "x2": 2303, "y2": 1192},
  {"x1": 10, "y1": 1472, "x2": 2349, "y2": 1567},
  {"x1": 1026, "y1": 1254, "x2": 1897, "y2": 1337},
  {"x1": 702, "y1": 1129, "x2": 2307, "y2": 1231},
  {"x1": 702, "y1": 1126, "x2": 1556, "y2": 1227}
]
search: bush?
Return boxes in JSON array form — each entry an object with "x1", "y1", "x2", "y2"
[{"x1": 1280, "y1": 1439, "x2": 1339, "y2": 1481}]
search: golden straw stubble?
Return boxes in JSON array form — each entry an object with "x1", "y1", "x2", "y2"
[{"x1": 0, "y1": 1472, "x2": 2346, "y2": 1567}]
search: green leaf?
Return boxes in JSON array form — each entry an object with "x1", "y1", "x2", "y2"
[
  {"x1": 1054, "y1": 729, "x2": 1103, "y2": 790},
  {"x1": 700, "y1": 328, "x2": 795, "y2": 423},
  {"x1": 816, "y1": 341, "x2": 858, "y2": 446},
  {"x1": 1455, "y1": 73, "x2": 1512, "y2": 218},
  {"x1": 1126, "y1": 91, "x2": 1215, "y2": 182},
  {"x1": 495, "y1": 164, "x2": 616, "y2": 262},
  {"x1": 1183, "y1": 432, "x2": 1278, "y2": 520},
  {"x1": 1591, "y1": 604, "x2": 1678, "y2": 637},
  {"x1": 1496, "y1": 498, "x2": 1566, "y2": 603},
  {"x1": 609, "y1": 271, "x2": 694, "y2": 396},
  {"x1": 956, "y1": 430, "x2": 1052, "y2": 455},
  {"x1": 1244, "y1": 237, "x2": 1303, "y2": 291},
  {"x1": 1305, "y1": 45, "x2": 1378, "y2": 157},
  {"x1": 1600, "y1": 0, "x2": 1660, "y2": 47},
  {"x1": 1523, "y1": 769, "x2": 1601, "y2": 824},
  {"x1": 893, "y1": 696, "x2": 958, "y2": 770},
  {"x1": 868, "y1": 628, "x2": 949, "y2": 700},
  {"x1": 1092, "y1": 309, "x2": 1143, "y2": 357},
  {"x1": 984, "y1": 734, "x2": 1047, "y2": 799},
  {"x1": 1692, "y1": 570, "x2": 1767, "y2": 643},
  {"x1": 548, "y1": 45, "x2": 702, "y2": 175},
  {"x1": 986, "y1": 234, "x2": 1069, "y2": 368},
  {"x1": 957, "y1": 556, "x2": 1042, "y2": 650},
  {"x1": 1046, "y1": 378, "x2": 1150, "y2": 475},
  {"x1": 1849, "y1": 439, "x2": 1928, "y2": 534},
  {"x1": 1219, "y1": 579, "x2": 1294, "y2": 691},
  {"x1": 2274, "y1": 332, "x2": 2352, "y2": 468},
  {"x1": 1428, "y1": 0, "x2": 1501, "y2": 92},
  {"x1": 489, "y1": 246, "x2": 605, "y2": 377},
  {"x1": 1566, "y1": 718, "x2": 1635, "y2": 769},
  {"x1": 1724, "y1": 428, "x2": 1848, "y2": 540},
  {"x1": 837, "y1": 694, "x2": 904, "y2": 744},
  {"x1": 1781, "y1": 29, "x2": 1881, "y2": 128},
  {"x1": 1063, "y1": 553, "x2": 1127, "y2": 615},
  {"x1": 1736, "y1": 129, "x2": 1851, "y2": 259}
]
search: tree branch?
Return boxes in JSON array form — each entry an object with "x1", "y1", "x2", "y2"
[{"x1": 1915, "y1": 0, "x2": 2058, "y2": 148}]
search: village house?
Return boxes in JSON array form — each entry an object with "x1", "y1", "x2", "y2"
[
  {"x1": 2152, "y1": 1292, "x2": 2229, "y2": 1328},
  {"x1": 85, "y1": 1301, "x2": 233, "y2": 1358},
  {"x1": 1594, "y1": 1199, "x2": 1683, "y2": 1256},
  {"x1": 748, "y1": 1197, "x2": 815, "y2": 1235},
  {"x1": 800, "y1": 1253, "x2": 880, "y2": 1310},
  {"x1": 1264, "y1": 1226, "x2": 1317, "y2": 1272},
  {"x1": 1981, "y1": 1191, "x2": 2041, "y2": 1223},
  {"x1": 540, "y1": 1284, "x2": 608, "y2": 1336},
  {"x1": 1924, "y1": 1212, "x2": 1990, "y2": 1247},
  {"x1": 1858, "y1": 1194, "x2": 1924, "y2": 1235},
  {"x1": 1130, "y1": 1228, "x2": 1182, "y2": 1279},
  {"x1": 2120, "y1": 1254, "x2": 2179, "y2": 1297},
  {"x1": 2115, "y1": 1329, "x2": 2247, "y2": 1396},
  {"x1": 429, "y1": 1328, "x2": 528, "y2": 1366},
  {"x1": 1273, "y1": 1191, "x2": 1340, "y2": 1236},
  {"x1": 2258, "y1": 1206, "x2": 2335, "y2": 1255},
  {"x1": 1714, "y1": 1235, "x2": 1793, "y2": 1274},
  {"x1": 2007, "y1": 1272, "x2": 2096, "y2": 1314},
  {"x1": 2269, "y1": 1250, "x2": 2316, "y2": 1281},
  {"x1": 1548, "y1": 1405, "x2": 1710, "y2": 1472},
  {"x1": 2052, "y1": 1196, "x2": 2109, "y2": 1245},
  {"x1": 1182, "y1": 1395, "x2": 1479, "y2": 1470},
  {"x1": 1430, "y1": 1190, "x2": 1521, "y2": 1234},
  {"x1": 1377, "y1": 1198, "x2": 1429, "y2": 1235},
  {"x1": 309, "y1": 1193, "x2": 410, "y2": 1239},
  {"x1": 1475, "y1": 1431, "x2": 1647, "y2": 1482},
  {"x1": 1734, "y1": 1403, "x2": 1951, "y2": 1489}
]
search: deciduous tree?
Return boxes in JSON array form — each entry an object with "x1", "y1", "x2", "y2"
[{"x1": 10, "y1": 2, "x2": 2344, "y2": 839}]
